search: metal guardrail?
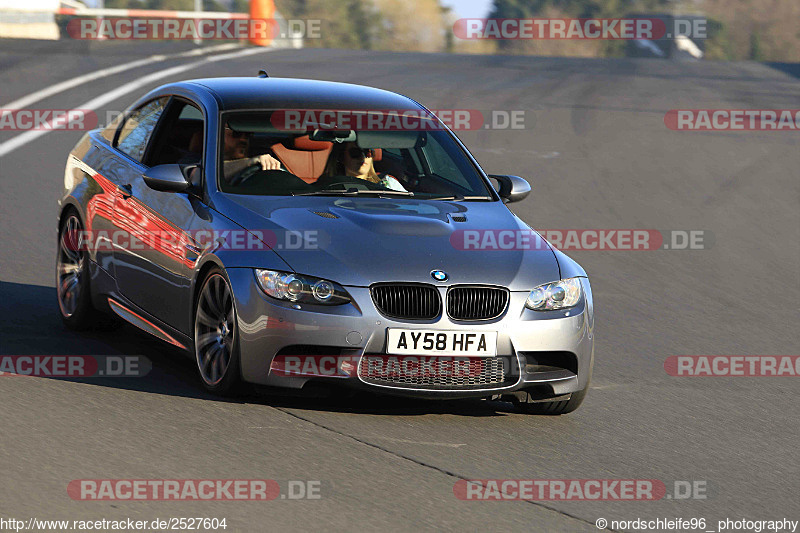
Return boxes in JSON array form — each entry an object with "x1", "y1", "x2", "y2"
[
  {"x1": 0, "y1": 5, "x2": 302, "y2": 48},
  {"x1": 53, "y1": 7, "x2": 250, "y2": 19}
]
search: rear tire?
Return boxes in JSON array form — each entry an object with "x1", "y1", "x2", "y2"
[
  {"x1": 514, "y1": 384, "x2": 589, "y2": 415},
  {"x1": 56, "y1": 211, "x2": 101, "y2": 329},
  {"x1": 193, "y1": 267, "x2": 242, "y2": 396}
]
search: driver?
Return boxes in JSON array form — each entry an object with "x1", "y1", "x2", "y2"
[
  {"x1": 222, "y1": 125, "x2": 283, "y2": 185},
  {"x1": 323, "y1": 142, "x2": 406, "y2": 192}
]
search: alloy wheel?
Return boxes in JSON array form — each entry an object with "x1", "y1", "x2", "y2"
[
  {"x1": 194, "y1": 273, "x2": 235, "y2": 386},
  {"x1": 56, "y1": 215, "x2": 85, "y2": 318}
]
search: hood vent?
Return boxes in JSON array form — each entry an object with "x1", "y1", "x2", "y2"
[
  {"x1": 311, "y1": 210, "x2": 339, "y2": 219},
  {"x1": 450, "y1": 215, "x2": 467, "y2": 222}
]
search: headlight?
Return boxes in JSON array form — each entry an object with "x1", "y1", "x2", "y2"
[
  {"x1": 254, "y1": 269, "x2": 351, "y2": 305},
  {"x1": 525, "y1": 278, "x2": 582, "y2": 311}
]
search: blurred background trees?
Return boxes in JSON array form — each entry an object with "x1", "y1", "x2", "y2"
[{"x1": 99, "y1": 0, "x2": 799, "y2": 61}]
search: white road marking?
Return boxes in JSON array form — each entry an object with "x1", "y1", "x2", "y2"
[
  {"x1": 0, "y1": 43, "x2": 239, "y2": 116},
  {"x1": 0, "y1": 46, "x2": 275, "y2": 158},
  {"x1": 371, "y1": 437, "x2": 467, "y2": 448}
]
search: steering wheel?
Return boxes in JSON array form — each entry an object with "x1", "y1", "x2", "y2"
[
  {"x1": 314, "y1": 175, "x2": 384, "y2": 191},
  {"x1": 236, "y1": 161, "x2": 294, "y2": 183},
  {"x1": 228, "y1": 169, "x2": 313, "y2": 195}
]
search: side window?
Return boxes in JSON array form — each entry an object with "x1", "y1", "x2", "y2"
[
  {"x1": 376, "y1": 147, "x2": 421, "y2": 181},
  {"x1": 421, "y1": 134, "x2": 469, "y2": 188},
  {"x1": 115, "y1": 97, "x2": 168, "y2": 162},
  {"x1": 100, "y1": 112, "x2": 124, "y2": 142},
  {"x1": 145, "y1": 100, "x2": 205, "y2": 167},
  {"x1": 178, "y1": 105, "x2": 203, "y2": 120}
]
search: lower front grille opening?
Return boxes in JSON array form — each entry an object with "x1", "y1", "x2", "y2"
[
  {"x1": 498, "y1": 384, "x2": 561, "y2": 403},
  {"x1": 520, "y1": 351, "x2": 578, "y2": 375},
  {"x1": 275, "y1": 345, "x2": 346, "y2": 357},
  {"x1": 358, "y1": 355, "x2": 517, "y2": 390}
]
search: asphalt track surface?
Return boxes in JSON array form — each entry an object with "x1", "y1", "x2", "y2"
[{"x1": 1, "y1": 41, "x2": 798, "y2": 531}]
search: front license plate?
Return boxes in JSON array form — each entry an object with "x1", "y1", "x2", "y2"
[{"x1": 386, "y1": 329, "x2": 497, "y2": 356}]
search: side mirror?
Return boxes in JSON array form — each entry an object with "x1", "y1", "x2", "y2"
[
  {"x1": 142, "y1": 164, "x2": 191, "y2": 193},
  {"x1": 488, "y1": 174, "x2": 531, "y2": 203}
]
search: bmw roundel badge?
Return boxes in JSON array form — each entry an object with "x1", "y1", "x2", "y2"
[{"x1": 431, "y1": 270, "x2": 448, "y2": 282}]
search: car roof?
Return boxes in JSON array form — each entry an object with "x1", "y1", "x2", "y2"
[{"x1": 177, "y1": 77, "x2": 423, "y2": 112}]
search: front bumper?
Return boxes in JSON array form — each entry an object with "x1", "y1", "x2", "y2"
[{"x1": 227, "y1": 268, "x2": 594, "y2": 400}]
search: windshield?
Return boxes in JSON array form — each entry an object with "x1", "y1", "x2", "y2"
[{"x1": 217, "y1": 110, "x2": 495, "y2": 200}]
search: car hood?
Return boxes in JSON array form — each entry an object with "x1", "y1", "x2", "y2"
[{"x1": 213, "y1": 195, "x2": 561, "y2": 291}]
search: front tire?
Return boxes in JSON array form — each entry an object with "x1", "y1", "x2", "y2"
[{"x1": 193, "y1": 268, "x2": 242, "y2": 395}]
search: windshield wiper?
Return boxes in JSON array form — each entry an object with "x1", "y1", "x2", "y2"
[
  {"x1": 426, "y1": 194, "x2": 492, "y2": 201},
  {"x1": 293, "y1": 188, "x2": 414, "y2": 197}
]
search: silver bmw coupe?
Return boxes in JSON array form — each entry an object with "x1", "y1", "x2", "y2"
[{"x1": 57, "y1": 76, "x2": 594, "y2": 414}]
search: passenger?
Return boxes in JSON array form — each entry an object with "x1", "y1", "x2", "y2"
[{"x1": 324, "y1": 142, "x2": 406, "y2": 192}]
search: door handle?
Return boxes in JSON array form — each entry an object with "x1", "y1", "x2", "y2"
[{"x1": 119, "y1": 184, "x2": 133, "y2": 199}]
